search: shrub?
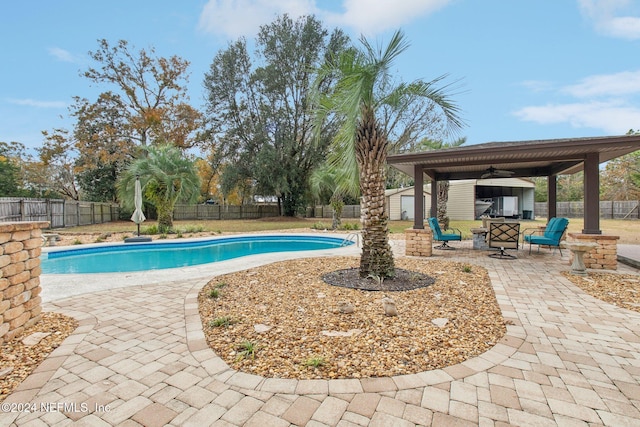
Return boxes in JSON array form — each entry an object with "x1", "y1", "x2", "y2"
[
  {"x1": 303, "y1": 356, "x2": 326, "y2": 368},
  {"x1": 338, "y1": 222, "x2": 360, "y2": 231},
  {"x1": 209, "y1": 316, "x2": 235, "y2": 327},
  {"x1": 236, "y1": 340, "x2": 258, "y2": 360},
  {"x1": 141, "y1": 225, "x2": 158, "y2": 235},
  {"x1": 311, "y1": 222, "x2": 329, "y2": 230}
]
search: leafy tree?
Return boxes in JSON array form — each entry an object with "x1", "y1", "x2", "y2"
[
  {"x1": 314, "y1": 30, "x2": 464, "y2": 279},
  {"x1": 533, "y1": 174, "x2": 584, "y2": 202},
  {"x1": 71, "y1": 93, "x2": 135, "y2": 202},
  {"x1": 38, "y1": 129, "x2": 80, "y2": 200},
  {"x1": 557, "y1": 173, "x2": 584, "y2": 201},
  {"x1": 54, "y1": 39, "x2": 205, "y2": 202},
  {"x1": 310, "y1": 162, "x2": 360, "y2": 229},
  {"x1": 83, "y1": 39, "x2": 203, "y2": 148},
  {"x1": 419, "y1": 137, "x2": 466, "y2": 228},
  {"x1": 601, "y1": 151, "x2": 640, "y2": 200},
  {"x1": 203, "y1": 14, "x2": 349, "y2": 215},
  {"x1": 0, "y1": 141, "x2": 28, "y2": 196},
  {"x1": 532, "y1": 177, "x2": 548, "y2": 202},
  {"x1": 118, "y1": 144, "x2": 200, "y2": 232}
]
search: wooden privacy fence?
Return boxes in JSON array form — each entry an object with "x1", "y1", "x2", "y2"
[
  {"x1": 309, "y1": 205, "x2": 361, "y2": 219},
  {"x1": 0, "y1": 198, "x2": 120, "y2": 228},
  {"x1": 534, "y1": 200, "x2": 640, "y2": 219},
  {"x1": 173, "y1": 204, "x2": 280, "y2": 220}
]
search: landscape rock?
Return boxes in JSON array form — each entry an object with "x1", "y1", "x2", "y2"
[
  {"x1": 254, "y1": 324, "x2": 272, "y2": 333},
  {"x1": 336, "y1": 301, "x2": 354, "y2": 314},
  {"x1": 431, "y1": 318, "x2": 449, "y2": 328},
  {"x1": 382, "y1": 297, "x2": 398, "y2": 316},
  {"x1": 21, "y1": 332, "x2": 51, "y2": 347}
]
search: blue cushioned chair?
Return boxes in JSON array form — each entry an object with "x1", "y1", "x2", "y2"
[
  {"x1": 428, "y1": 217, "x2": 462, "y2": 250},
  {"x1": 523, "y1": 217, "x2": 569, "y2": 255}
]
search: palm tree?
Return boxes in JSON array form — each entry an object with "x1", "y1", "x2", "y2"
[
  {"x1": 314, "y1": 30, "x2": 464, "y2": 278},
  {"x1": 420, "y1": 137, "x2": 467, "y2": 229},
  {"x1": 310, "y1": 162, "x2": 359, "y2": 230},
  {"x1": 118, "y1": 144, "x2": 200, "y2": 232}
]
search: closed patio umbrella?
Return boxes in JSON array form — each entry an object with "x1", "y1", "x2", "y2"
[{"x1": 131, "y1": 176, "x2": 146, "y2": 236}]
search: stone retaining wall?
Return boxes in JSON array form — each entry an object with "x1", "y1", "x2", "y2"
[
  {"x1": 0, "y1": 221, "x2": 49, "y2": 344},
  {"x1": 405, "y1": 228, "x2": 433, "y2": 257},
  {"x1": 567, "y1": 233, "x2": 619, "y2": 270}
]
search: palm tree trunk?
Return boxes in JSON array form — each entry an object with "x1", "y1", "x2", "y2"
[
  {"x1": 437, "y1": 180, "x2": 450, "y2": 230},
  {"x1": 356, "y1": 110, "x2": 395, "y2": 279},
  {"x1": 156, "y1": 199, "x2": 174, "y2": 233}
]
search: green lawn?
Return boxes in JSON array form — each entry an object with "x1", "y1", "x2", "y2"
[{"x1": 57, "y1": 216, "x2": 640, "y2": 244}]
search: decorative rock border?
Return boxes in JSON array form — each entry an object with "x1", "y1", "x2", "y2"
[{"x1": 0, "y1": 221, "x2": 49, "y2": 344}]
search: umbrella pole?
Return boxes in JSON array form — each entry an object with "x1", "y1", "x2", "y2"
[{"x1": 137, "y1": 223, "x2": 141, "y2": 237}]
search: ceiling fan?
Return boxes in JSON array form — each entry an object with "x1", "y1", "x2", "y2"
[{"x1": 481, "y1": 166, "x2": 515, "y2": 179}]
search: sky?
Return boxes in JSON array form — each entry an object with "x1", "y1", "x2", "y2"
[{"x1": 2, "y1": 0, "x2": 640, "y2": 155}]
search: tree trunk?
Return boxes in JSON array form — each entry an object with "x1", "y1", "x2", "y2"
[
  {"x1": 437, "y1": 180, "x2": 450, "y2": 230},
  {"x1": 330, "y1": 196, "x2": 344, "y2": 230},
  {"x1": 156, "y1": 199, "x2": 174, "y2": 232},
  {"x1": 356, "y1": 110, "x2": 395, "y2": 279}
]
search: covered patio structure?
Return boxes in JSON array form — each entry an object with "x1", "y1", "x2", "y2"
[{"x1": 387, "y1": 134, "x2": 640, "y2": 265}]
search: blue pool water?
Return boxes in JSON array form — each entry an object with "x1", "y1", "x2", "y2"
[{"x1": 42, "y1": 235, "x2": 352, "y2": 274}]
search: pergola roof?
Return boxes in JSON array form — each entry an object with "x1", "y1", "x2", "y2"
[
  {"x1": 387, "y1": 134, "x2": 640, "y2": 234},
  {"x1": 387, "y1": 134, "x2": 640, "y2": 181}
]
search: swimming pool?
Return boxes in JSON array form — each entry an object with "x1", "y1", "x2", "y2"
[{"x1": 42, "y1": 235, "x2": 353, "y2": 274}]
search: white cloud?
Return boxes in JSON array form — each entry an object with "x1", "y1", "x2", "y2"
[
  {"x1": 48, "y1": 47, "x2": 82, "y2": 64},
  {"x1": 197, "y1": 0, "x2": 452, "y2": 38},
  {"x1": 330, "y1": 0, "x2": 451, "y2": 35},
  {"x1": 515, "y1": 67, "x2": 640, "y2": 134},
  {"x1": 513, "y1": 101, "x2": 640, "y2": 134},
  {"x1": 198, "y1": 0, "x2": 317, "y2": 39},
  {"x1": 8, "y1": 98, "x2": 67, "y2": 109},
  {"x1": 563, "y1": 70, "x2": 640, "y2": 97},
  {"x1": 578, "y1": 0, "x2": 640, "y2": 40}
]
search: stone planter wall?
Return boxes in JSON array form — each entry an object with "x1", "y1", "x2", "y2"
[
  {"x1": 566, "y1": 233, "x2": 619, "y2": 270},
  {"x1": 0, "y1": 221, "x2": 48, "y2": 344},
  {"x1": 405, "y1": 228, "x2": 433, "y2": 257}
]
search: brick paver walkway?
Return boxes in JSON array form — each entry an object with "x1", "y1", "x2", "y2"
[{"x1": 2, "y1": 241, "x2": 639, "y2": 426}]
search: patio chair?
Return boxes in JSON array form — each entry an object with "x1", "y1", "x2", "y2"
[
  {"x1": 488, "y1": 222, "x2": 520, "y2": 259},
  {"x1": 427, "y1": 217, "x2": 462, "y2": 250},
  {"x1": 523, "y1": 217, "x2": 569, "y2": 255}
]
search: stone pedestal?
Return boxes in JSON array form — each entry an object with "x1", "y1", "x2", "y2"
[
  {"x1": 0, "y1": 221, "x2": 49, "y2": 344},
  {"x1": 566, "y1": 233, "x2": 619, "y2": 270},
  {"x1": 561, "y1": 241, "x2": 599, "y2": 275},
  {"x1": 405, "y1": 228, "x2": 432, "y2": 257},
  {"x1": 471, "y1": 227, "x2": 489, "y2": 250}
]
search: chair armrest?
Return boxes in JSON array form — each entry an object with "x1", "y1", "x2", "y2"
[
  {"x1": 443, "y1": 226, "x2": 462, "y2": 236},
  {"x1": 521, "y1": 227, "x2": 543, "y2": 241}
]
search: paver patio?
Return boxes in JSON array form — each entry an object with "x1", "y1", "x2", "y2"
[{"x1": 1, "y1": 240, "x2": 639, "y2": 426}]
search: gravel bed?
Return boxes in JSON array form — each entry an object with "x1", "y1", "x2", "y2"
[
  {"x1": 199, "y1": 256, "x2": 506, "y2": 379},
  {"x1": 562, "y1": 271, "x2": 640, "y2": 313},
  {"x1": 0, "y1": 312, "x2": 77, "y2": 402}
]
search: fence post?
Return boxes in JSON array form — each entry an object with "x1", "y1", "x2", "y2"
[
  {"x1": 20, "y1": 199, "x2": 26, "y2": 221},
  {"x1": 611, "y1": 201, "x2": 614, "y2": 219},
  {"x1": 47, "y1": 199, "x2": 52, "y2": 227}
]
